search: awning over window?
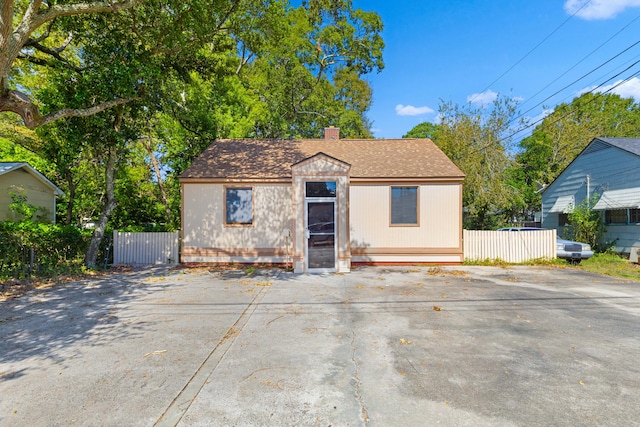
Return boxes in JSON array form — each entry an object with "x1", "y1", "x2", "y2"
[
  {"x1": 548, "y1": 195, "x2": 574, "y2": 213},
  {"x1": 592, "y1": 188, "x2": 640, "y2": 210}
]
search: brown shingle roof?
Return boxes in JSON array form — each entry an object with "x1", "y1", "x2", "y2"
[{"x1": 179, "y1": 138, "x2": 464, "y2": 181}]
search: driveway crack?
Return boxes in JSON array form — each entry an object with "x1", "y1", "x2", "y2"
[
  {"x1": 350, "y1": 329, "x2": 370, "y2": 426},
  {"x1": 154, "y1": 282, "x2": 270, "y2": 427}
]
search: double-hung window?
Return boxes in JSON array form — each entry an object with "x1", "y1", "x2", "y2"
[
  {"x1": 225, "y1": 187, "x2": 253, "y2": 225},
  {"x1": 390, "y1": 186, "x2": 419, "y2": 226}
]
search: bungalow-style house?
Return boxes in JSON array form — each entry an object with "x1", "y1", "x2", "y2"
[
  {"x1": 0, "y1": 162, "x2": 65, "y2": 223},
  {"x1": 541, "y1": 137, "x2": 640, "y2": 253},
  {"x1": 179, "y1": 128, "x2": 465, "y2": 273}
]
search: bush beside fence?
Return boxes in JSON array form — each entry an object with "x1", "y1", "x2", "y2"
[{"x1": 0, "y1": 221, "x2": 91, "y2": 279}]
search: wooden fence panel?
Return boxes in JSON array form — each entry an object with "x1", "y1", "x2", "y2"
[
  {"x1": 463, "y1": 229, "x2": 556, "y2": 263},
  {"x1": 113, "y1": 230, "x2": 179, "y2": 265}
]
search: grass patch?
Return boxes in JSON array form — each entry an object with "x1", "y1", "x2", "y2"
[
  {"x1": 577, "y1": 253, "x2": 640, "y2": 281},
  {"x1": 464, "y1": 254, "x2": 640, "y2": 281},
  {"x1": 463, "y1": 257, "x2": 564, "y2": 267},
  {"x1": 463, "y1": 258, "x2": 510, "y2": 267}
]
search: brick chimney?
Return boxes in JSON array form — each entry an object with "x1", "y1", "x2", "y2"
[{"x1": 324, "y1": 126, "x2": 340, "y2": 141}]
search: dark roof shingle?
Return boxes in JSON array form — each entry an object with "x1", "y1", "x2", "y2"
[{"x1": 598, "y1": 137, "x2": 640, "y2": 157}]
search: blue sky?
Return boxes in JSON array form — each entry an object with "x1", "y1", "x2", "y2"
[{"x1": 352, "y1": 0, "x2": 640, "y2": 139}]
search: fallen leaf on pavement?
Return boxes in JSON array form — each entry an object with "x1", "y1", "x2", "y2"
[{"x1": 143, "y1": 350, "x2": 167, "y2": 358}]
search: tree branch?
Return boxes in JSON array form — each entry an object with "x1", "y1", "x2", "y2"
[
  {"x1": 30, "y1": 1, "x2": 142, "y2": 32},
  {"x1": 23, "y1": 20, "x2": 55, "y2": 45},
  {"x1": 21, "y1": 38, "x2": 84, "y2": 71},
  {"x1": 0, "y1": 89, "x2": 135, "y2": 129},
  {"x1": 3, "y1": 1, "x2": 142, "y2": 94}
]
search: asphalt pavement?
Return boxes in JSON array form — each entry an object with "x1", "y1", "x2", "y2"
[{"x1": 1, "y1": 265, "x2": 639, "y2": 426}]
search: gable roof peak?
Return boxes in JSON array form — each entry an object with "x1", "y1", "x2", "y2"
[{"x1": 594, "y1": 137, "x2": 640, "y2": 157}]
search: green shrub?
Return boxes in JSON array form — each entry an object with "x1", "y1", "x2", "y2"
[
  {"x1": 0, "y1": 221, "x2": 91, "y2": 279},
  {"x1": 566, "y1": 194, "x2": 606, "y2": 251}
]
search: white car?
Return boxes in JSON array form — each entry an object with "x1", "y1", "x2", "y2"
[{"x1": 497, "y1": 227, "x2": 594, "y2": 263}]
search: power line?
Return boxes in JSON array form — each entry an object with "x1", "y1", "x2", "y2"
[
  {"x1": 468, "y1": 0, "x2": 593, "y2": 104},
  {"x1": 513, "y1": 14, "x2": 640, "y2": 120},
  {"x1": 508, "y1": 39, "x2": 640, "y2": 127},
  {"x1": 503, "y1": 65, "x2": 640, "y2": 142},
  {"x1": 557, "y1": 51, "x2": 640, "y2": 104}
]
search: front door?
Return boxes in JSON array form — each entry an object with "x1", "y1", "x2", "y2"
[{"x1": 306, "y1": 200, "x2": 337, "y2": 272}]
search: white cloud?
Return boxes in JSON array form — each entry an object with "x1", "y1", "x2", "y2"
[
  {"x1": 395, "y1": 104, "x2": 434, "y2": 116},
  {"x1": 577, "y1": 77, "x2": 640, "y2": 102},
  {"x1": 564, "y1": 0, "x2": 640, "y2": 20},
  {"x1": 467, "y1": 89, "x2": 498, "y2": 106},
  {"x1": 528, "y1": 108, "x2": 554, "y2": 127}
]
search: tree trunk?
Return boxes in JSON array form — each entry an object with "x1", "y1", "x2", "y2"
[
  {"x1": 85, "y1": 143, "x2": 118, "y2": 268},
  {"x1": 142, "y1": 128, "x2": 172, "y2": 225},
  {"x1": 64, "y1": 169, "x2": 77, "y2": 225}
]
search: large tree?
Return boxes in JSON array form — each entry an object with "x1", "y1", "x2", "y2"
[
  {"x1": 0, "y1": 0, "x2": 143, "y2": 128},
  {"x1": 2, "y1": 0, "x2": 385, "y2": 267},
  {"x1": 405, "y1": 96, "x2": 523, "y2": 229},
  {"x1": 513, "y1": 92, "x2": 640, "y2": 218}
]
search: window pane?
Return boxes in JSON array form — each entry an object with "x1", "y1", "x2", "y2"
[
  {"x1": 606, "y1": 209, "x2": 626, "y2": 224},
  {"x1": 391, "y1": 187, "x2": 418, "y2": 225},
  {"x1": 630, "y1": 209, "x2": 640, "y2": 224},
  {"x1": 226, "y1": 188, "x2": 252, "y2": 224},
  {"x1": 306, "y1": 181, "x2": 336, "y2": 198},
  {"x1": 558, "y1": 213, "x2": 570, "y2": 226}
]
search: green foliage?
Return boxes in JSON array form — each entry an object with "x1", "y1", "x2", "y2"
[
  {"x1": 512, "y1": 93, "x2": 640, "y2": 220},
  {"x1": 421, "y1": 95, "x2": 523, "y2": 229},
  {"x1": 579, "y1": 253, "x2": 640, "y2": 281},
  {"x1": 3, "y1": 0, "x2": 386, "y2": 239},
  {"x1": 8, "y1": 190, "x2": 40, "y2": 222},
  {"x1": 405, "y1": 93, "x2": 640, "y2": 228},
  {"x1": 0, "y1": 135, "x2": 52, "y2": 175},
  {"x1": 565, "y1": 194, "x2": 606, "y2": 251},
  {"x1": 402, "y1": 122, "x2": 440, "y2": 139},
  {"x1": 0, "y1": 221, "x2": 91, "y2": 279}
]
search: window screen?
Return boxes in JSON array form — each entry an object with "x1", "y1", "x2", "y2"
[
  {"x1": 391, "y1": 187, "x2": 418, "y2": 225},
  {"x1": 225, "y1": 187, "x2": 253, "y2": 225}
]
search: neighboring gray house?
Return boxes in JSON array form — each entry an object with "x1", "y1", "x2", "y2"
[
  {"x1": 0, "y1": 162, "x2": 65, "y2": 223},
  {"x1": 541, "y1": 137, "x2": 640, "y2": 253}
]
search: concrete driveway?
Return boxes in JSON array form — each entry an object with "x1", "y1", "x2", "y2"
[{"x1": 1, "y1": 266, "x2": 639, "y2": 426}]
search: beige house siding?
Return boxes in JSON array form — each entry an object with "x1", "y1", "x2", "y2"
[
  {"x1": 0, "y1": 168, "x2": 57, "y2": 222},
  {"x1": 182, "y1": 183, "x2": 294, "y2": 263},
  {"x1": 179, "y1": 137, "x2": 465, "y2": 270},
  {"x1": 350, "y1": 183, "x2": 463, "y2": 263}
]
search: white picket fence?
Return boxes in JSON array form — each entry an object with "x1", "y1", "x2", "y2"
[
  {"x1": 112, "y1": 230, "x2": 179, "y2": 265},
  {"x1": 463, "y1": 229, "x2": 556, "y2": 263}
]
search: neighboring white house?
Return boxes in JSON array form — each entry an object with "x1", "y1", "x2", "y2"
[
  {"x1": 179, "y1": 128, "x2": 465, "y2": 273},
  {"x1": 0, "y1": 162, "x2": 65, "y2": 223},
  {"x1": 541, "y1": 137, "x2": 640, "y2": 253}
]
